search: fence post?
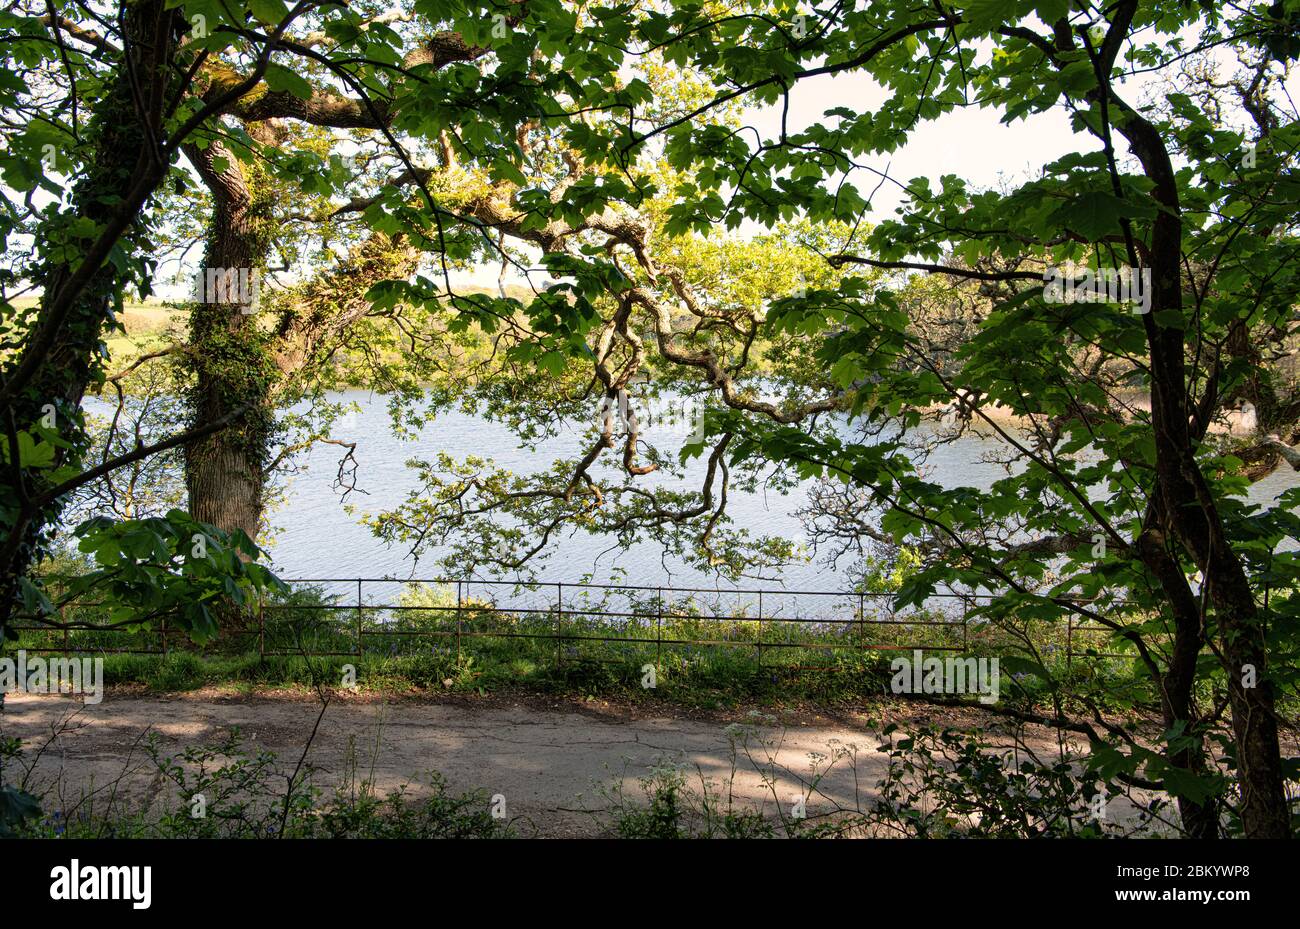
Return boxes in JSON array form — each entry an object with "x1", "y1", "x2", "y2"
[
  {"x1": 556, "y1": 582, "x2": 563, "y2": 667},
  {"x1": 756, "y1": 589, "x2": 763, "y2": 665},
  {"x1": 356, "y1": 578, "x2": 363, "y2": 657},
  {"x1": 858, "y1": 591, "x2": 865, "y2": 651},
  {"x1": 456, "y1": 580, "x2": 463, "y2": 667},
  {"x1": 656, "y1": 586, "x2": 663, "y2": 673},
  {"x1": 961, "y1": 593, "x2": 969, "y2": 653},
  {"x1": 258, "y1": 594, "x2": 264, "y2": 658}
]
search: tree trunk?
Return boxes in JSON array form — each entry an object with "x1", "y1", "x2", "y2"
[
  {"x1": 0, "y1": 2, "x2": 181, "y2": 628},
  {"x1": 1138, "y1": 524, "x2": 1221, "y2": 837},
  {"x1": 182, "y1": 138, "x2": 277, "y2": 550},
  {"x1": 1116, "y1": 99, "x2": 1291, "y2": 838},
  {"x1": 181, "y1": 132, "x2": 420, "y2": 562}
]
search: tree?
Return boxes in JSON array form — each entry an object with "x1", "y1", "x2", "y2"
[
  {"x1": 136, "y1": 0, "x2": 668, "y2": 550},
  {"x1": 362, "y1": 0, "x2": 1299, "y2": 837},
  {"x1": 640, "y1": 0, "x2": 1298, "y2": 837},
  {"x1": 4, "y1": 0, "x2": 1295, "y2": 840},
  {"x1": 0, "y1": 0, "x2": 656, "y2": 625},
  {"x1": 0, "y1": 0, "x2": 331, "y2": 633}
]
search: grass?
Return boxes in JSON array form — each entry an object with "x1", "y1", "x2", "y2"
[
  {"x1": 15, "y1": 577, "x2": 1148, "y2": 712},
  {"x1": 33, "y1": 624, "x2": 915, "y2": 709},
  {"x1": 7, "y1": 297, "x2": 181, "y2": 366},
  {"x1": 14, "y1": 582, "x2": 985, "y2": 709}
]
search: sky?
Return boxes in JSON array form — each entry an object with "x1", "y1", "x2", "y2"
[
  {"x1": 745, "y1": 67, "x2": 1080, "y2": 222},
  {"x1": 739, "y1": 39, "x2": 1299, "y2": 229}
]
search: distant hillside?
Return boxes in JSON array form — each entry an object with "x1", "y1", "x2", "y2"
[{"x1": 10, "y1": 296, "x2": 180, "y2": 337}]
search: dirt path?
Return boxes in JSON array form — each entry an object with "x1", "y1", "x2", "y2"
[{"x1": 2, "y1": 689, "x2": 1080, "y2": 836}]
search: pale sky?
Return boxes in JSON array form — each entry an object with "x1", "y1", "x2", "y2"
[
  {"x1": 744, "y1": 67, "x2": 1080, "y2": 223},
  {"x1": 743, "y1": 40, "x2": 1299, "y2": 227}
]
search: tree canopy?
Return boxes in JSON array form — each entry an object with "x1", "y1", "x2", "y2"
[{"x1": 1, "y1": 0, "x2": 1298, "y2": 838}]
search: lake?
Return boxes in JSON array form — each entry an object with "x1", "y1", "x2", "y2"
[{"x1": 256, "y1": 390, "x2": 1300, "y2": 600}]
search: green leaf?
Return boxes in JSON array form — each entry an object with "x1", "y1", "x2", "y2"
[
  {"x1": 248, "y1": 0, "x2": 289, "y2": 27},
  {"x1": 1050, "y1": 192, "x2": 1141, "y2": 241},
  {"x1": 263, "y1": 63, "x2": 314, "y2": 100},
  {"x1": 1160, "y1": 765, "x2": 1221, "y2": 805},
  {"x1": 0, "y1": 787, "x2": 41, "y2": 837}
]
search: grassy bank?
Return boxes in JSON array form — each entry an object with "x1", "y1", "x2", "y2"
[
  {"x1": 15, "y1": 581, "x2": 1127, "y2": 711},
  {"x1": 64, "y1": 644, "x2": 904, "y2": 709}
]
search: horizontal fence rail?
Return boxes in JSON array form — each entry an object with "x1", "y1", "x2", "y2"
[{"x1": 12, "y1": 576, "x2": 1138, "y2": 670}]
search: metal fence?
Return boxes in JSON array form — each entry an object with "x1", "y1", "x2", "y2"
[
  {"x1": 254, "y1": 577, "x2": 974, "y2": 664},
  {"x1": 13, "y1": 576, "x2": 1132, "y2": 668}
]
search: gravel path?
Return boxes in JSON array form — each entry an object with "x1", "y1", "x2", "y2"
[{"x1": 2, "y1": 689, "x2": 1081, "y2": 836}]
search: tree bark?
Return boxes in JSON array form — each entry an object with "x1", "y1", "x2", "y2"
[
  {"x1": 181, "y1": 137, "x2": 277, "y2": 549},
  {"x1": 1135, "y1": 524, "x2": 1222, "y2": 837}
]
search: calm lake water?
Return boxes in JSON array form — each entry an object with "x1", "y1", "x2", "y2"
[{"x1": 253, "y1": 390, "x2": 1300, "y2": 600}]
